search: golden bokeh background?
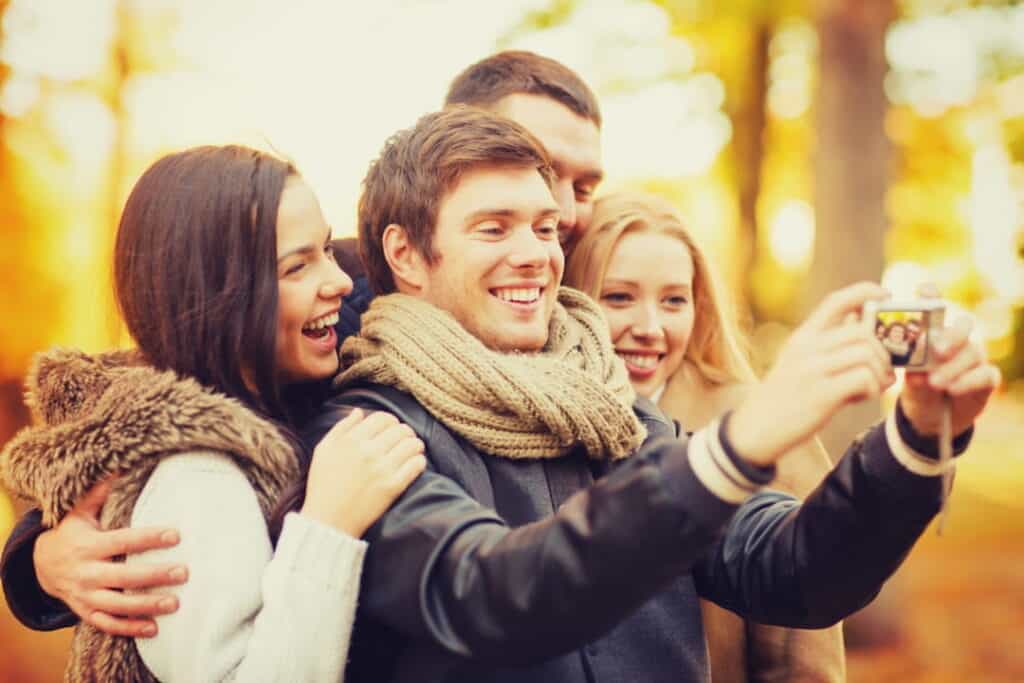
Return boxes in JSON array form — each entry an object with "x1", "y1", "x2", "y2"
[{"x1": 1, "y1": 1, "x2": 1022, "y2": 681}]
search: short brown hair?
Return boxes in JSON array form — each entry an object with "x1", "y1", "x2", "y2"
[
  {"x1": 358, "y1": 105, "x2": 555, "y2": 295},
  {"x1": 445, "y1": 50, "x2": 602, "y2": 127}
]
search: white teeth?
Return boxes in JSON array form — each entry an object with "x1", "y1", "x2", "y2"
[
  {"x1": 618, "y1": 353, "x2": 660, "y2": 369},
  {"x1": 302, "y1": 311, "x2": 339, "y2": 332},
  {"x1": 494, "y1": 287, "x2": 541, "y2": 303}
]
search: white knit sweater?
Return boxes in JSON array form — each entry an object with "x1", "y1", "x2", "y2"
[{"x1": 127, "y1": 451, "x2": 366, "y2": 682}]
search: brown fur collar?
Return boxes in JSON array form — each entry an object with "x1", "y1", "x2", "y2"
[
  {"x1": 0, "y1": 347, "x2": 302, "y2": 683},
  {"x1": 2, "y1": 347, "x2": 299, "y2": 527}
]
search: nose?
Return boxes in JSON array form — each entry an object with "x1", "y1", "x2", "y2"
[
  {"x1": 631, "y1": 304, "x2": 665, "y2": 340},
  {"x1": 320, "y1": 259, "x2": 354, "y2": 299},
  {"x1": 507, "y1": 226, "x2": 548, "y2": 270}
]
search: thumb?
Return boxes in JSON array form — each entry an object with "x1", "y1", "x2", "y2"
[{"x1": 73, "y1": 479, "x2": 114, "y2": 522}]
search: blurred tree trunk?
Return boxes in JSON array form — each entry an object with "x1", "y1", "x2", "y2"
[
  {"x1": 808, "y1": 0, "x2": 892, "y2": 460},
  {"x1": 736, "y1": 23, "x2": 771, "y2": 323},
  {"x1": 811, "y1": 0, "x2": 904, "y2": 651}
]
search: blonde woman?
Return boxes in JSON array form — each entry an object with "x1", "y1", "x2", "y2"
[{"x1": 564, "y1": 191, "x2": 844, "y2": 682}]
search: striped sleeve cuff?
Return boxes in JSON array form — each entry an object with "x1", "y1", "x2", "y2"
[
  {"x1": 688, "y1": 419, "x2": 770, "y2": 503},
  {"x1": 883, "y1": 410, "x2": 957, "y2": 477}
]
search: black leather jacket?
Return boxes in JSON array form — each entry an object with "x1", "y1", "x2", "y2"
[
  {"x1": 1, "y1": 391, "x2": 966, "y2": 682},
  {"x1": 298, "y1": 385, "x2": 958, "y2": 683}
]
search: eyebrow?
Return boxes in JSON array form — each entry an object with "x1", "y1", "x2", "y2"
[
  {"x1": 277, "y1": 227, "x2": 333, "y2": 264},
  {"x1": 550, "y1": 161, "x2": 604, "y2": 185},
  {"x1": 602, "y1": 278, "x2": 692, "y2": 292},
  {"x1": 463, "y1": 207, "x2": 560, "y2": 225}
]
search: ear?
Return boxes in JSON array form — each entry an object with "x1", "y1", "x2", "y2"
[{"x1": 382, "y1": 224, "x2": 428, "y2": 293}]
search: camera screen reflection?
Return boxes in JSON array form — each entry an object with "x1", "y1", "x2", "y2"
[{"x1": 874, "y1": 311, "x2": 928, "y2": 368}]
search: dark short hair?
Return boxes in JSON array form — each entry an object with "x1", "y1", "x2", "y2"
[
  {"x1": 114, "y1": 145, "x2": 299, "y2": 422},
  {"x1": 445, "y1": 50, "x2": 601, "y2": 127},
  {"x1": 358, "y1": 105, "x2": 555, "y2": 295}
]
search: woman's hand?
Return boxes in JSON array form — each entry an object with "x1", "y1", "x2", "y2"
[
  {"x1": 729, "y1": 282, "x2": 894, "y2": 466},
  {"x1": 301, "y1": 408, "x2": 426, "y2": 537}
]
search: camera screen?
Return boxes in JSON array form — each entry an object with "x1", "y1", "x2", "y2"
[{"x1": 874, "y1": 311, "x2": 929, "y2": 368}]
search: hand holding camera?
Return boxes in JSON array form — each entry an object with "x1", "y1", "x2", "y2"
[
  {"x1": 729, "y1": 281, "x2": 1000, "y2": 468},
  {"x1": 890, "y1": 299, "x2": 1001, "y2": 439},
  {"x1": 729, "y1": 282, "x2": 894, "y2": 467}
]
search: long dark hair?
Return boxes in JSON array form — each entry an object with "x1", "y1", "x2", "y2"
[{"x1": 115, "y1": 145, "x2": 303, "y2": 423}]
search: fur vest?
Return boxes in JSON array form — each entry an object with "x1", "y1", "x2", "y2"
[{"x1": 0, "y1": 348, "x2": 300, "y2": 682}]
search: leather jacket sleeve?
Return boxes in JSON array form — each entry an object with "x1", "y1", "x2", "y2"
[
  {"x1": 361, "y1": 447, "x2": 740, "y2": 664},
  {"x1": 305, "y1": 392, "x2": 958, "y2": 668},
  {"x1": 692, "y1": 418, "x2": 947, "y2": 628},
  {"x1": 1, "y1": 508, "x2": 78, "y2": 630}
]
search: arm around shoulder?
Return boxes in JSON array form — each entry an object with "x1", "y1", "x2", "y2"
[{"x1": 1, "y1": 507, "x2": 77, "y2": 630}]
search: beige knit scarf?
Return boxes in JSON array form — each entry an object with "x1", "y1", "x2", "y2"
[{"x1": 336, "y1": 287, "x2": 645, "y2": 460}]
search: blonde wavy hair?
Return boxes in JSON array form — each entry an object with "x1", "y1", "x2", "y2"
[{"x1": 564, "y1": 192, "x2": 756, "y2": 385}]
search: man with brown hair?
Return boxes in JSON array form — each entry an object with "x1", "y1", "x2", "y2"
[
  {"x1": 335, "y1": 50, "x2": 604, "y2": 338},
  {"x1": 302, "y1": 104, "x2": 997, "y2": 683},
  {"x1": 0, "y1": 50, "x2": 606, "y2": 641},
  {"x1": 446, "y1": 50, "x2": 604, "y2": 252}
]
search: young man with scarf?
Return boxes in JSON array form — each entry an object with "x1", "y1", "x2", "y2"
[
  {"x1": 303, "y1": 105, "x2": 998, "y2": 683},
  {"x1": 0, "y1": 49, "x2": 607, "y2": 640}
]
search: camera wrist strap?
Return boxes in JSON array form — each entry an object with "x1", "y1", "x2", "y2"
[{"x1": 936, "y1": 393, "x2": 953, "y2": 535}]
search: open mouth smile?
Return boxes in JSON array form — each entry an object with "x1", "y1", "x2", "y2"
[
  {"x1": 490, "y1": 287, "x2": 544, "y2": 309},
  {"x1": 616, "y1": 351, "x2": 664, "y2": 378},
  {"x1": 301, "y1": 310, "x2": 339, "y2": 346}
]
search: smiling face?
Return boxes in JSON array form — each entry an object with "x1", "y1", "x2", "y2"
[
  {"x1": 274, "y1": 177, "x2": 353, "y2": 384},
  {"x1": 413, "y1": 164, "x2": 563, "y2": 352},
  {"x1": 491, "y1": 94, "x2": 603, "y2": 255},
  {"x1": 598, "y1": 230, "x2": 695, "y2": 397}
]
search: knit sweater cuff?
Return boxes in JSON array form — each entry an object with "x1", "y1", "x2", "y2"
[
  {"x1": 274, "y1": 512, "x2": 368, "y2": 589},
  {"x1": 687, "y1": 418, "x2": 771, "y2": 504}
]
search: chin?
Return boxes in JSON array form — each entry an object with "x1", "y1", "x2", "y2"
[
  {"x1": 301, "y1": 360, "x2": 340, "y2": 383},
  {"x1": 484, "y1": 329, "x2": 548, "y2": 353}
]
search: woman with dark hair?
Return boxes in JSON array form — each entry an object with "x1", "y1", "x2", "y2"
[
  {"x1": 0, "y1": 145, "x2": 426, "y2": 682},
  {"x1": 564, "y1": 191, "x2": 844, "y2": 683}
]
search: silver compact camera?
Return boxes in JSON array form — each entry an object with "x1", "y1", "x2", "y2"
[{"x1": 863, "y1": 300, "x2": 945, "y2": 371}]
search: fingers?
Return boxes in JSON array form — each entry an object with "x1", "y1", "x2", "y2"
[
  {"x1": 80, "y1": 587, "x2": 179, "y2": 619},
  {"x1": 347, "y1": 411, "x2": 401, "y2": 442},
  {"x1": 367, "y1": 422, "x2": 419, "y2": 457},
  {"x1": 927, "y1": 322, "x2": 981, "y2": 391},
  {"x1": 817, "y1": 323, "x2": 893, "y2": 370},
  {"x1": 945, "y1": 362, "x2": 1001, "y2": 397},
  {"x1": 929, "y1": 315, "x2": 973, "y2": 364},
  {"x1": 380, "y1": 432, "x2": 426, "y2": 470},
  {"x1": 83, "y1": 608, "x2": 160, "y2": 639},
  {"x1": 318, "y1": 408, "x2": 365, "y2": 445},
  {"x1": 391, "y1": 453, "x2": 427, "y2": 493},
  {"x1": 804, "y1": 282, "x2": 889, "y2": 332},
  {"x1": 80, "y1": 560, "x2": 189, "y2": 592},
  {"x1": 825, "y1": 365, "x2": 886, "y2": 406},
  {"x1": 94, "y1": 526, "x2": 182, "y2": 560},
  {"x1": 821, "y1": 343, "x2": 892, "y2": 393}
]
